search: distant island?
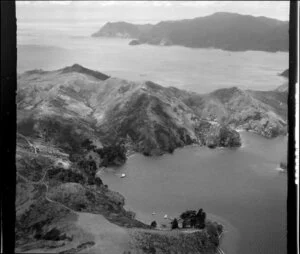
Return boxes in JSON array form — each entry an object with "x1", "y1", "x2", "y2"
[{"x1": 92, "y1": 12, "x2": 289, "y2": 52}]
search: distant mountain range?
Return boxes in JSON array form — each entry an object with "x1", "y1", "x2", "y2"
[
  {"x1": 91, "y1": 12, "x2": 289, "y2": 52},
  {"x1": 17, "y1": 64, "x2": 287, "y2": 156}
]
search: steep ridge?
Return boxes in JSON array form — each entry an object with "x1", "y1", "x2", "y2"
[
  {"x1": 92, "y1": 12, "x2": 288, "y2": 52},
  {"x1": 17, "y1": 64, "x2": 287, "y2": 156},
  {"x1": 61, "y1": 63, "x2": 110, "y2": 81}
]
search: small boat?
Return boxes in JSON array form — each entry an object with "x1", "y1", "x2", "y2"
[
  {"x1": 164, "y1": 214, "x2": 168, "y2": 219},
  {"x1": 152, "y1": 212, "x2": 156, "y2": 215},
  {"x1": 120, "y1": 173, "x2": 126, "y2": 178}
]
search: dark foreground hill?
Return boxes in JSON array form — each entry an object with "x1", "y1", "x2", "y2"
[
  {"x1": 92, "y1": 12, "x2": 288, "y2": 52},
  {"x1": 16, "y1": 132, "x2": 220, "y2": 253}
]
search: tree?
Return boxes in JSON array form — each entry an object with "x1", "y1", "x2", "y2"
[
  {"x1": 96, "y1": 144, "x2": 127, "y2": 167},
  {"x1": 87, "y1": 177, "x2": 95, "y2": 185},
  {"x1": 81, "y1": 139, "x2": 95, "y2": 150},
  {"x1": 95, "y1": 177, "x2": 103, "y2": 186},
  {"x1": 150, "y1": 221, "x2": 157, "y2": 228},
  {"x1": 171, "y1": 218, "x2": 179, "y2": 229},
  {"x1": 180, "y1": 210, "x2": 196, "y2": 220},
  {"x1": 196, "y1": 209, "x2": 203, "y2": 217},
  {"x1": 180, "y1": 209, "x2": 207, "y2": 228},
  {"x1": 182, "y1": 219, "x2": 188, "y2": 229},
  {"x1": 195, "y1": 208, "x2": 206, "y2": 229},
  {"x1": 190, "y1": 217, "x2": 196, "y2": 228},
  {"x1": 78, "y1": 159, "x2": 97, "y2": 178}
]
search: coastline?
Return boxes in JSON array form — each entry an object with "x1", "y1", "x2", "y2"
[
  {"x1": 122, "y1": 203, "x2": 229, "y2": 251},
  {"x1": 207, "y1": 213, "x2": 239, "y2": 254}
]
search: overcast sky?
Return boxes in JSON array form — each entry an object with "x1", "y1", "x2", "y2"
[{"x1": 17, "y1": 1, "x2": 290, "y2": 24}]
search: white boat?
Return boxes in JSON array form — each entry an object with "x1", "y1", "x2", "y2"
[
  {"x1": 152, "y1": 212, "x2": 156, "y2": 215},
  {"x1": 164, "y1": 214, "x2": 168, "y2": 219},
  {"x1": 120, "y1": 173, "x2": 126, "y2": 178}
]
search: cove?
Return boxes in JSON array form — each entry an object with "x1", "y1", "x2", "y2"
[{"x1": 101, "y1": 132, "x2": 287, "y2": 254}]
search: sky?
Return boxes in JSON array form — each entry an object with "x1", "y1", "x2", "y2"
[{"x1": 17, "y1": 1, "x2": 290, "y2": 24}]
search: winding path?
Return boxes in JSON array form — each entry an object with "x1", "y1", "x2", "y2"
[
  {"x1": 17, "y1": 169, "x2": 77, "y2": 214},
  {"x1": 17, "y1": 170, "x2": 133, "y2": 253},
  {"x1": 17, "y1": 133, "x2": 37, "y2": 154}
]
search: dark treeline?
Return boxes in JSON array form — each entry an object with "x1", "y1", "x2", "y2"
[
  {"x1": 179, "y1": 209, "x2": 206, "y2": 229},
  {"x1": 95, "y1": 145, "x2": 127, "y2": 167}
]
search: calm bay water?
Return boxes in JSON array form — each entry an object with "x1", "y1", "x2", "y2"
[
  {"x1": 17, "y1": 23, "x2": 288, "y2": 94},
  {"x1": 101, "y1": 132, "x2": 287, "y2": 254}
]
